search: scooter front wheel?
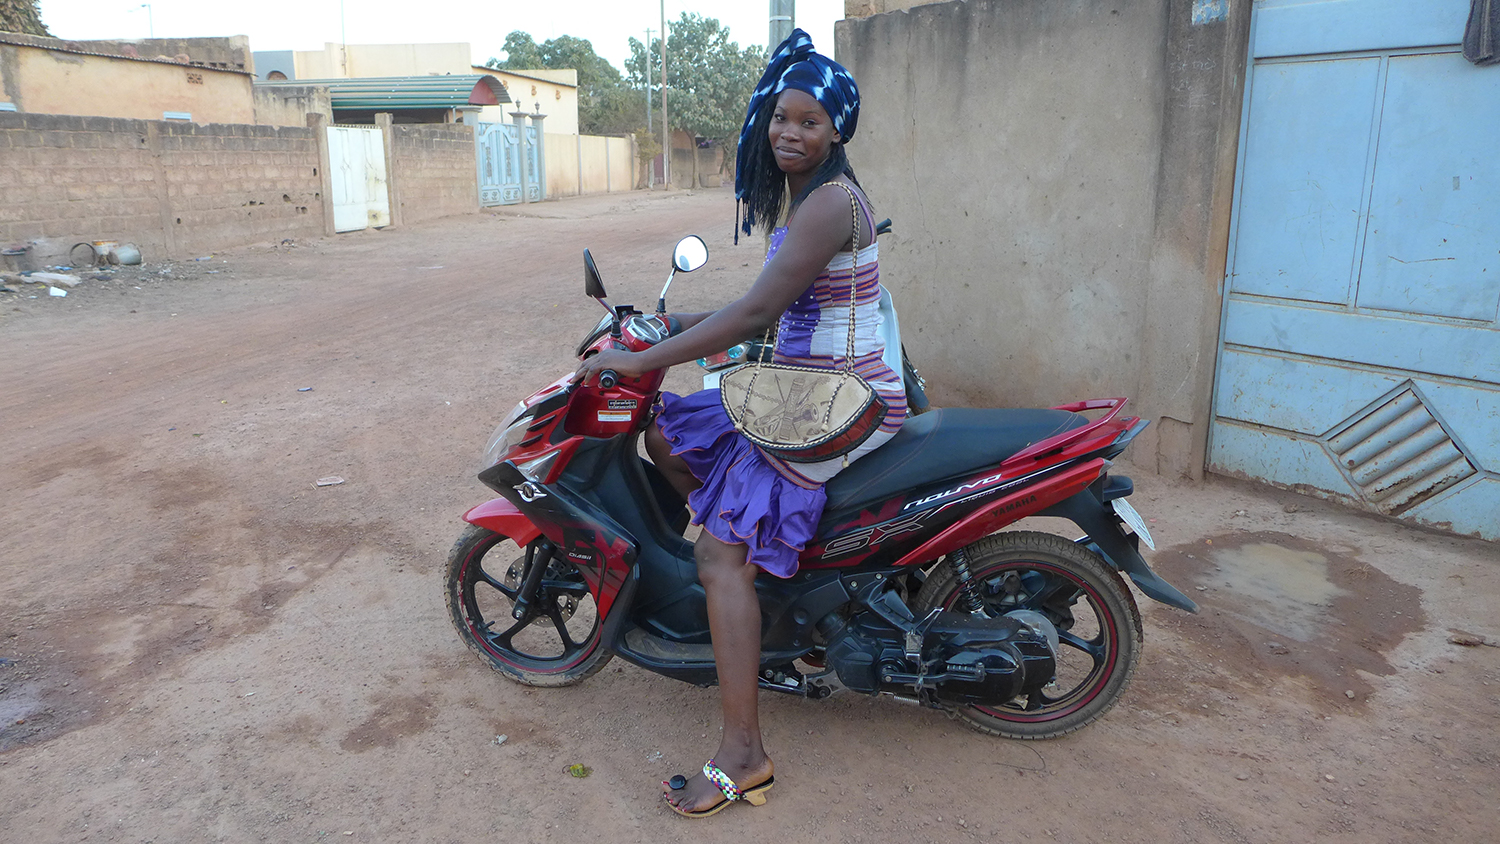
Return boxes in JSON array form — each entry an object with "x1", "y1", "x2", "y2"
[
  {"x1": 446, "y1": 524, "x2": 613, "y2": 686},
  {"x1": 913, "y1": 531, "x2": 1142, "y2": 739}
]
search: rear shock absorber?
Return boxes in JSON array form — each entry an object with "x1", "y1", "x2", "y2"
[{"x1": 948, "y1": 547, "x2": 986, "y2": 615}]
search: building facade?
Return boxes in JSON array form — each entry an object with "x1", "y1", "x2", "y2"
[
  {"x1": 839, "y1": 0, "x2": 1498, "y2": 539},
  {"x1": 0, "y1": 32, "x2": 253, "y2": 124}
]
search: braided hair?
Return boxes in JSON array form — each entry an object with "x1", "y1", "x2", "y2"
[
  {"x1": 737, "y1": 96, "x2": 863, "y2": 242},
  {"x1": 735, "y1": 29, "x2": 863, "y2": 242}
]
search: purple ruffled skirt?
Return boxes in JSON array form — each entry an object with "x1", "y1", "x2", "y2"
[{"x1": 655, "y1": 389, "x2": 825, "y2": 578}]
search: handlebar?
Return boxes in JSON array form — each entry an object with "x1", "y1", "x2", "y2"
[{"x1": 598, "y1": 370, "x2": 618, "y2": 389}]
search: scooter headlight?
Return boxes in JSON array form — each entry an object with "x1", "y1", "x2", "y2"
[{"x1": 482, "y1": 402, "x2": 534, "y2": 467}]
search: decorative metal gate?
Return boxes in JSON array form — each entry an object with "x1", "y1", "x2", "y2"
[
  {"x1": 326, "y1": 126, "x2": 390, "y2": 232},
  {"x1": 477, "y1": 122, "x2": 521, "y2": 206},
  {"x1": 523, "y1": 125, "x2": 541, "y2": 202},
  {"x1": 1209, "y1": 0, "x2": 1500, "y2": 540},
  {"x1": 477, "y1": 122, "x2": 542, "y2": 206}
]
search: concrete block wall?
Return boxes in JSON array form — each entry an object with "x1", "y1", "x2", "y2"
[
  {"x1": 0, "y1": 112, "x2": 324, "y2": 262},
  {"x1": 389, "y1": 123, "x2": 477, "y2": 226},
  {"x1": 156, "y1": 121, "x2": 323, "y2": 257},
  {"x1": 0, "y1": 114, "x2": 164, "y2": 254},
  {"x1": 2, "y1": 112, "x2": 488, "y2": 262}
]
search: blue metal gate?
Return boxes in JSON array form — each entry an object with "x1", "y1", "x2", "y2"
[
  {"x1": 1210, "y1": 0, "x2": 1500, "y2": 539},
  {"x1": 523, "y1": 125, "x2": 541, "y2": 202},
  {"x1": 477, "y1": 122, "x2": 521, "y2": 206},
  {"x1": 476, "y1": 122, "x2": 542, "y2": 206}
]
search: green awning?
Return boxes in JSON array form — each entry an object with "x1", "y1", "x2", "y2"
[{"x1": 259, "y1": 75, "x2": 509, "y2": 110}]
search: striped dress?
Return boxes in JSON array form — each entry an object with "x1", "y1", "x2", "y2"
[
  {"x1": 762, "y1": 220, "x2": 907, "y2": 487},
  {"x1": 654, "y1": 188, "x2": 905, "y2": 577}
]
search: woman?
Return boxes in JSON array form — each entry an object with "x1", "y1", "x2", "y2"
[{"x1": 573, "y1": 30, "x2": 904, "y2": 818}]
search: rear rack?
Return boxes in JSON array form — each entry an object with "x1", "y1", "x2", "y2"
[{"x1": 1002, "y1": 397, "x2": 1132, "y2": 467}]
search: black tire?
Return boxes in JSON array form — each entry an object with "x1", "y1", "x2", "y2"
[
  {"x1": 445, "y1": 524, "x2": 612, "y2": 687},
  {"x1": 913, "y1": 531, "x2": 1142, "y2": 739}
]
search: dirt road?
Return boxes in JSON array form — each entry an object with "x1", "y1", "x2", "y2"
[{"x1": 2, "y1": 189, "x2": 1496, "y2": 843}]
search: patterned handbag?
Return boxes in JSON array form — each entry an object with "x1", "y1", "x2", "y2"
[{"x1": 719, "y1": 182, "x2": 889, "y2": 464}]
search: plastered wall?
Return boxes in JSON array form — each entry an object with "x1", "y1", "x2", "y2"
[
  {"x1": 545, "y1": 133, "x2": 636, "y2": 197},
  {"x1": 253, "y1": 85, "x2": 333, "y2": 127},
  {"x1": 838, "y1": 0, "x2": 1251, "y2": 477},
  {"x1": 296, "y1": 43, "x2": 472, "y2": 79},
  {"x1": 0, "y1": 37, "x2": 253, "y2": 124},
  {"x1": 479, "y1": 69, "x2": 578, "y2": 136}
]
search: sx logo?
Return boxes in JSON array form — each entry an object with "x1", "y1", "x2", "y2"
[{"x1": 822, "y1": 510, "x2": 931, "y2": 557}]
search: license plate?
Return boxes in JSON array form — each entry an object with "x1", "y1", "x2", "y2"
[{"x1": 1112, "y1": 498, "x2": 1155, "y2": 550}]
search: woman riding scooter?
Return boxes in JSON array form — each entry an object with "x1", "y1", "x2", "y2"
[{"x1": 573, "y1": 30, "x2": 900, "y2": 818}]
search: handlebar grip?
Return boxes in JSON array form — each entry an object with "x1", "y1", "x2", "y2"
[{"x1": 598, "y1": 370, "x2": 619, "y2": 389}]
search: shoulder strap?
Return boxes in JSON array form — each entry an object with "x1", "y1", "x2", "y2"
[
  {"x1": 818, "y1": 181, "x2": 868, "y2": 259},
  {"x1": 824, "y1": 181, "x2": 862, "y2": 367}
]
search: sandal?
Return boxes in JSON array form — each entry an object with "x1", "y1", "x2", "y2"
[{"x1": 663, "y1": 758, "x2": 775, "y2": 818}]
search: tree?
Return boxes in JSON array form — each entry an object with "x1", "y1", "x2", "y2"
[
  {"x1": 629, "y1": 14, "x2": 765, "y2": 187},
  {"x1": 490, "y1": 31, "x2": 543, "y2": 69},
  {"x1": 486, "y1": 31, "x2": 630, "y2": 135},
  {"x1": 1, "y1": 0, "x2": 50, "y2": 36}
]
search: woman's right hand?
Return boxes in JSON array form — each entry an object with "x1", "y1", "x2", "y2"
[{"x1": 573, "y1": 348, "x2": 648, "y2": 386}]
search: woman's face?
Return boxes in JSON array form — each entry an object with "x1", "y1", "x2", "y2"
[{"x1": 769, "y1": 88, "x2": 840, "y2": 176}]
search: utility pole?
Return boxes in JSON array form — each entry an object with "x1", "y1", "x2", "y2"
[
  {"x1": 644, "y1": 29, "x2": 654, "y2": 135},
  {"x1": 660, "y1": 0, "x2": 669, "y2": 189},
  {"x1": 140, "y1": 4, "x2": 154, "y2": 39},
  {"x1": 769, "y1": 0, "x2": 794, "y2": 49},
  {"x1": 645, "y1": 28, "x2": 655, "y2": 188}
]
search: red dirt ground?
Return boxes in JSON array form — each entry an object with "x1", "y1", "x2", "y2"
[{"x1": 2, "y1": 189, "x2": 1496, "y2": 843}]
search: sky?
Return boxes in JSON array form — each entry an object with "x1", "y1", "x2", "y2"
[{"x1": 36, "y1": 1, "x2": 846, "y2": 74}]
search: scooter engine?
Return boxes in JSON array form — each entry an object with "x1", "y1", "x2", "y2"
[{"x1": 821, "y1": 608, "x2": 1057, "y2": 707}]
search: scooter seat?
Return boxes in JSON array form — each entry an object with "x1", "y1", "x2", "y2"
[{"x1": 822, "y1": 407, "x2": 1089, "y2": 514}]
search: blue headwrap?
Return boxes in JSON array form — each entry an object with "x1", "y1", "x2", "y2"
[{"x1": 735, "y1": 29, "x2": 861, "y2": 237}]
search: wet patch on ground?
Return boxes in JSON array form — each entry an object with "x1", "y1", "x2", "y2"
[
  {"x1": 0, "y1": 651, "x2": 96, "y2": 752},
  {"x1": 340, "y1": 691, "x2": 439, "y2": 752},
  {"x1": 1142, "y1": 531, "x2": 1424, "y2": 708}
]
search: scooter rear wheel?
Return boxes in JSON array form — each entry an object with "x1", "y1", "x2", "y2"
[
  {"x1": 446, "y1": 524, "x2": 612, "y2": 686},
  {"x1": 913, "y1": 531, "x2": 1142, "y2": 739}
]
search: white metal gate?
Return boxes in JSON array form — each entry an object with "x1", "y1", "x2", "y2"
[
  {"x1": 1209, "y1": 0, "x2": 1500, "y2": 539},
  {"x1": 326, "y1": 126, "x2": 390, "y2": 232}
]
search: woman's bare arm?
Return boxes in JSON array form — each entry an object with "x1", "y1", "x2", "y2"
[
  {"x1": 669, "y1": 311, "x2": 716, "y2": 332},
  {"x1": 576, "y1": 185, "x2": 857, "y2": 380}
]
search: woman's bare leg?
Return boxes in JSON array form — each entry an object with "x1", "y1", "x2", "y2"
[
  {"x1": 663, "y1": 531, "x2": 774, "y2": 812},
  {"x1": 646, "y1": 420, "x2": 700, "y2": 500}
]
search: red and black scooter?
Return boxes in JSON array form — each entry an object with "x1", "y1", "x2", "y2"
[{"x1": 446, "y1": 236, "x2": 1197, "y2": 739}]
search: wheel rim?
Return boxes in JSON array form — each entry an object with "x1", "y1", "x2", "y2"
[
  {"x1": 942, "y1": 559, "x2": 1119, "y2": 723},
  {"x1": 456, "y1": 534, "x2": 601, "y2": 673}
]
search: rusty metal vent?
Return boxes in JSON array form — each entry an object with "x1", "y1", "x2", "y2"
[{"x1": 1321, "y1": 384, "x2": 1477, "y2": 514}]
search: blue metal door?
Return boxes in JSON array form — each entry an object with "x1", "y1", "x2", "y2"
[
  {"x1": 1210, "y1": 0, "x2": 1500, "y2": 539},
  {"x1": 476, "y1": 122, "x2": 522, "y2": 206}
]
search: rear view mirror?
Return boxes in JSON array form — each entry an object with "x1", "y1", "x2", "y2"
[
  {"x1": 673, "y1": 236, "x2": 708, "y2": 273},
  {"x1": 584, "y1": 249, "x2": 606, "y2": 299}
]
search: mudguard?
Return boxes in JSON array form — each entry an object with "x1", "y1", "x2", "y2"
[
  {"x1": 462, "y1": 497, "x2": 543, "y2": 547},
  {"x1": 478, "y1": 461, "x2": 640, "y2": 619},
  {"x1": 1039, "y1": 488, "x2": 1198, "y2": 613}
]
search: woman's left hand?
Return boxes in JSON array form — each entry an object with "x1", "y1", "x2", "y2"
[{"x1": 573, "y1": 348, "x2": 650, "y2": 385}]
